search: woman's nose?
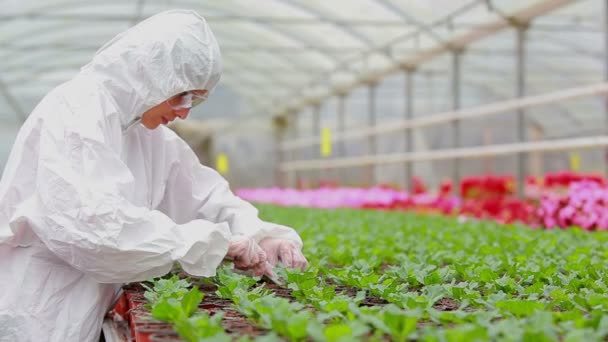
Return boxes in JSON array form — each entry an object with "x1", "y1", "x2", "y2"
[{"x1": 175, "y1": 108, "x2": 190, "y2": 119}]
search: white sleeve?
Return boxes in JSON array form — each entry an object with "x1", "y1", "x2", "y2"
[
  {"x1": 156, "y1": 131, "x2": 303, "y2": 247},
  {"x1": 20, "y1": 127, "x2": 231, "y2": 283}
]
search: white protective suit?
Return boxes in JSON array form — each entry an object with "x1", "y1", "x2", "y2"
[{"x1": 0, "y1": 10, "x2": 302, "y2": 342}]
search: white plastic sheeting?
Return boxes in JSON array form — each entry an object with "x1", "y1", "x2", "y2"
[
  {"x1": 0, "y1": 1, "x2": 602, "y2": 121},
  {"x1": 0, "y1": 0, "x2": 605, "y2": 183}
]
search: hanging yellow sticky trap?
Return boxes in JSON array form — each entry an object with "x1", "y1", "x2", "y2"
[
  {"x1": 216, "y1": 153, "x2": 229, "y2": 174},
  {"x1": 569, "y1": 152, "x2": 581, "y2": 172},
  {"x1": 321, "y1": 127, "x2": 332, "y2": 157}
]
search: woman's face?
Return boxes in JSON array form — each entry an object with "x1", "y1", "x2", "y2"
[{"x1": 141, "y1": 90, "x2": 208, "y2": 129}]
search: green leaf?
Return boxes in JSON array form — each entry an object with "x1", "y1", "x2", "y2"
[
  {"x1": 564, "y1": 328, "x2": 599, "y2": 342},
  {"x1": 452, "y1": 286, "x2": 466, "y2": 300},
  {"x1": 323, "y1": 298, "x2": 350, "y2": 313},
  {"x1": 444, "y1": 324, "x2": 489, "y2": 342},
  {"x1": 496, "y1": 300, "x2": 544, "y2": 317},
  {"x1": 287, "y1": 311, "x2": 313, "y2": 340},
  {"x1": 478, "y1": 268, "x2": 498, "y2": 283},
  {"x1": 181, "y1": 287, "x2": 204, "y2": 317},
  {"x1": 424, "y1": 271, "x2": 442, "y2": 285},
  {"x1": 383, "y1": 309, "x2": 417, "y2": 341},
  {"x1": 324, "y1": 324, "x2": 352, "y2": 341},
  {"x1": 587, "y1": 293, "x2": 608, "y2": 308},
  {"x1": 550, "y1": 289, "x2": 567, "y2": 301},
  {"x1": 522, "y1": 330, "x2": 555, "y2": 342},
  {"x1": 151, "y1": 298, "x2": 184, "y2": 323}
]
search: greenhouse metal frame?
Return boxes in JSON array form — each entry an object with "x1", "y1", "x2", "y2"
[{"x1": 0, "y1": 0, "x2": 607, "y2": 190}]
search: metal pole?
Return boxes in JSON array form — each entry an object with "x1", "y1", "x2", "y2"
[
  {"x1": 338, "y1": 95, "x2": 346, "y2": 157},
  {"x1": 605, "y1": 0, "x2": 608, "y2": 175},
  {"x1": 337, "y1": 94, "x2": 346, "y2": 185},
  {"x1": 427, "y1": 71, "x2": 435, "y2": 116},
  {"x1": 276, "y1": 122, "x2": 284, "y2": 187},
  {"x1": 404, "y1": 69, "x2": 414, "y2": 191},
  {"x1": 516, "y1": 25, "x2": 528, "y2": 197},
  {"x1": 312, "y1": 104, "x2": 321, "y2": 187},
  {"x1": 451, "y1": 51, "x2": 462, "y2": 193},
  {"x1": 288, "y1": 112, "x2": 298, "y2": 187},
  {"x1": 368, "y1": 83, "x2": 377, "y2": 186}
]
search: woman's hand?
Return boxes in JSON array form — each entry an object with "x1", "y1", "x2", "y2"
[
  {"x1": 226, "y1": 236, "x2": 272, "y2": 276},
  {"x1": 258, "y1": 238, "x2": 308, "y2": 270}
]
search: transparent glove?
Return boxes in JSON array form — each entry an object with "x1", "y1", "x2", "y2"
[
  {"x1": 259, "y1": 238, "x2": 308, "y2": 270},
  {"x1": 226, "y1": 236, "x2": 272, "y2": 276}
]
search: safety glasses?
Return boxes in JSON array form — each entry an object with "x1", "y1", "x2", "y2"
[{"x1": 168, "y1": 91, "x2": 208, "y2": 110}]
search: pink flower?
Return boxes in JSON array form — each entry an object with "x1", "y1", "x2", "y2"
[
  {"x1": 597, "y1": 213, "x2": 608, "y2": 230},
  {"x1": 557, "y1": 205, "x2": 576, "y2": 228},
  {"x1": 572, "y1": 211, "x2": 598, "y2": 230},
  {"x1": 543, "y1": 217, "x2": 558, "y2": 229}
]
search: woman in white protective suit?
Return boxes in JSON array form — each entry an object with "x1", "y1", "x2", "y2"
[{"x1": 0, "y1": 10, "x2": 307, "y2": 342}]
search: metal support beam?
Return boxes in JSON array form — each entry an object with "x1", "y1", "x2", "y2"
[
  {"x1": 0, "y1": 13, "x2": 597, "y2": 32},
  {"x1": 312, "y1": 105, "x2": 321, "y2": 150},
  {"x1": 4, "y1": 43, "x2": 602, "y2": 60},
  {"x1": 278, "y1": 0, "x2": 576, "y2": 116},
  {"x1": 291, "y1": 112, "x2": 300, "y2": 187},
  {"x1": 0, "y1": 13, "x2": 418, "y2": 27},
  {"x1": 427, "y1": 71, "x2": 436, "y2": 114},
  {"x1": 367, "y1": 84, "x2": 377, "y2": 186},
  {"x1": 451, "y1": 51, "x2": 462, "y2": 193},
  {"x1": 283, "y1": 83, "x2": 608, "y2": 151},
  {"x1": 277, "y1": 133, "x2": 284, "y2": 187},
  {"x1": 273, "y1": 116, "x2": 288, "y2": 187},
  {"x1": 516, "y1": 25, "x2": 528, "y2": 197},
  {"x1": 265, "y1": 0, "x2": 376, "y2": 46},
  {"x1": 281, "y1": 136, "x2": 608, "y2": 172},
  {"x1": 337, "y1": 94, "x2": 346, "y2": 184},
  {"x1": 312, "y1": 104, "x2": 321, "y2": 186},
  {"x1": 404, "y1": 69, "x2": 415, "y2": 191},
  {"x1": 131, "y1": 0, "x2": 145, "y2": 26},
  {"x1": 337, "y1": 96, "x2": 346, "y2": 158},
  {"x1": 605, "y1": 0, "x2": 608, "y2": 176}
]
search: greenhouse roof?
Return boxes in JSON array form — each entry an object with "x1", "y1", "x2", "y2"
[{"x1": 0, "y1": 0, "x2": 603, "y2": 130}]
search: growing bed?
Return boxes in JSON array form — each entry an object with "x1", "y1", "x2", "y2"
[{"x1": 108, "y1": 204, "x2": 608, "y2": 341}]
